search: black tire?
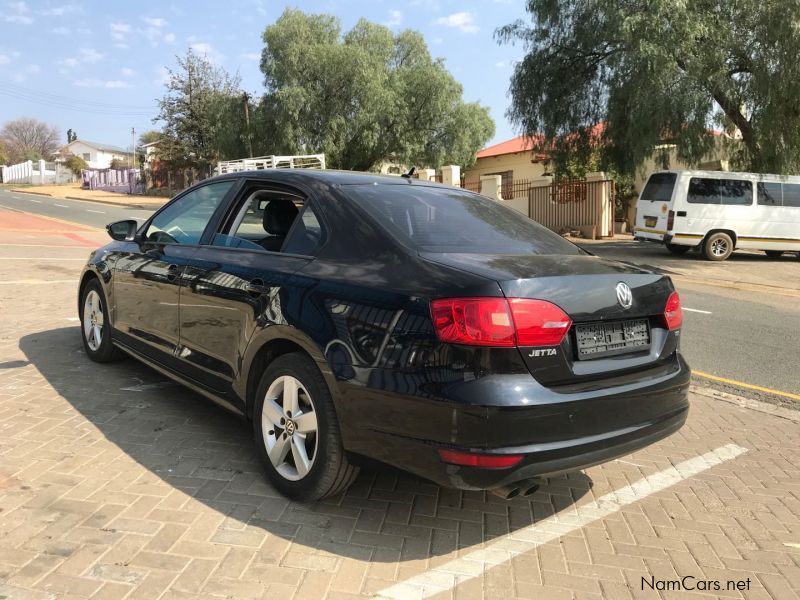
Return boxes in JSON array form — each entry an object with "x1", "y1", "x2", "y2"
[
  {"x1": 79, "y1": 278, "x2": 124, "y2": 363},
  {"x1": 252, "y1": 352, "x2": 358, "y2": 501},
  {"x1": 764, "y1": 250, "x2": 784, "y2": 258},
  {"x1": 665, "y1": 243, "x2": 691, "y2": 255},
  {"x1": 703, "y1": 232, "x2": 734, "y2": 261}
]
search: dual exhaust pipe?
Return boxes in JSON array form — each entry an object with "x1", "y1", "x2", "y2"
[{"x1": 491, "y1": 477, "x2": 541, "y2": 500}]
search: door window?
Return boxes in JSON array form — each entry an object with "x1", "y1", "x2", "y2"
[
  {"x1": 145, "y1": 181, "x2": 234, "y2": 245},
  {"x1": 282, "y1": 203, "x2": 324, "y2": 255}
]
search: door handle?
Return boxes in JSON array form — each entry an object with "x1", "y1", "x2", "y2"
[
  {"x1": 166, "y1": 264, "x2": 180, "y2": 282},
  {"x1": 246, "y1": 279, "x2": 269, "y2": 296}
]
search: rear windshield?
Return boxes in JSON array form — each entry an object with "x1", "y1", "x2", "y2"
[
  {"x1": 640, "y1": 173, "x2": 676, "y2": 202},
  {"x1": 347, "y1": 184, "x2": 583, "y2": 255}
]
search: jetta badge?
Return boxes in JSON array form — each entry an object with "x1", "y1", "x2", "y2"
[{"x1": 616, "y1": 282, "x2": 633, "y2": 309}]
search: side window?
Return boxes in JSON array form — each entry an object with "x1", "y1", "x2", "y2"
[
  {"x1": 719, "y1": 179, "x2": 752, "y2": 205},
  {"x1": 687, "y1": 178, "x2": 720, "y2": 204},
  {"x1": 783, "y1": 183, "x2": 800, "y2": 207},
  {"x1": 758, "y1": 182, "x2": 782, "y2": 206},
  {"x1": 212, "y1": 188, "x2": 305, "y2": 252},
  {"x1": 282, "y1": 203, "x2": 325, "y2": 256},
  {"x1": 145, "y1": 181, "x2": 234, "y2": 245}
]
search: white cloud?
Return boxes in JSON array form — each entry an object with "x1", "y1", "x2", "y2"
[
  {"x1": 79, "y1": 47, "x2": 103, "y2": 62},
  {"x1": 25, "y1": 63, "x2": 40, "y2": 73},
  {"x1": 110, "y1": 21, "x2": 130, "y2": 41},
  {"x1": 434, "y1": 12, "x2": 478, "y2": 34},
  {"x1": 73, "y1": 78, "x2": 132, "y2": 89},
  {"x1": 385, "y1": 9, "x2": 402, "y2": 28},
  {"x1": 163, "y1": 32, "x2": 176, "y2": 44},
  {"x1": 155, "y1": 65, "x2": 170, "y2": 86},
  {"x1": 432, "y1": 37, "x2": 443, "y2": 45},
  {"x1": 121, "y1": 67, "x2": 136, "y2": 77},
  {"x1": 0, "y1": 54, "x2": 10, "y2": 65},
  {"x1": 142, "y1": 16, "x2": 167, "y2": 28},
  {"x1": 190, "y1": 42, "x2": 223, "y2": 64},
  {"x1": 39, "y1": 3, "x2": 79, "y2": 16},
  {"x1": 50, "y1": 25, "x2": 70, "y2": 34},
  {"x1": 59, "y1": 48, "x2": 103, "y2": 69},
  {"x1": 495, "y1": 61, "x2": 506, "y2": 68},
  {"x1": 73, "y1": 78, "x2": 103, "y2": 87},
  {"x1": 2, "y1": 1, "x2": 34, "y2": 24},
  {"x1": 241, "y1": 52, "x2": 260, "y2": 61}
]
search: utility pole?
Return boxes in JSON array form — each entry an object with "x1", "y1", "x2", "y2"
[
  {"x1": 242, "y1": 92, "x2": 253, "y2": 158},
  {"x1": 131, "y1": 127, "x2": 136, "y2": 169}
]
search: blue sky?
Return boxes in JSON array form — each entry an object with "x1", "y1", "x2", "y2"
[{"x1": 0, "y1": 0, "x2": 530, "y2": 152}]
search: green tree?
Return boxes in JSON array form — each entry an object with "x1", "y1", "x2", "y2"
[
  {"x1": 0, "y1": 139, "x2": 8, "y2": 165},
  {"x1": 64, "y1": 154, "x2": 88, "y2": 176},
  {"x1": 498, "y1": 1, "x2": 800, "y2": 175},
  {"x1": 258, "y1": 9, "x2": 494, "y2": 170},
  {"x1": 155, "y1": 49, "x2": 247, "y2": 172}
]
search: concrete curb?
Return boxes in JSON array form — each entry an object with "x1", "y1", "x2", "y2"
[{"x1": 691, "y1": 384, "x2": 800, "y2": 423}]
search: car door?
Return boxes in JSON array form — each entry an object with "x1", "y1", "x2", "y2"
[
  {"x1": 175, "y1": 183, "x2": 324, "y2": 402},
  {"x1": 112, "y1": 180, "x2": 237, "y2": 368}
]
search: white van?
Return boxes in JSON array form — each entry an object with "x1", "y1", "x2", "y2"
[{"x1": 634, "y1": 170, "x2": 800, "y2": 261}]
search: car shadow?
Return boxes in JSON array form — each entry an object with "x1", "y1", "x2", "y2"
[{"x1": 19, "y1": 327, "x2": 592, "y2": 562}]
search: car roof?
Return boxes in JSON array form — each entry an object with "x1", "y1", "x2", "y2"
[
  {"x1": 651, "y1": 169, "x2": 800, "y2": 183},
  {"x1": 212, "y1": 168, "x2": 445, "y2": 187}
]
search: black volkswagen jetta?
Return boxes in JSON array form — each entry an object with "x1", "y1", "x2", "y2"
[{"x1": 78, "y1": 170, "x2": 689, "y2": 501}]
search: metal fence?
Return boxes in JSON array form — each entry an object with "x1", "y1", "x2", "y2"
[{"x1": 81, "y1": 168, "x2": 145, "y2": 194}]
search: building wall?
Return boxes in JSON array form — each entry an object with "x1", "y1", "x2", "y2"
[
  {"x1": 60, "y1": 141, "x2": 132, "y2": 169},
  {"x1": 463, "y1": 151, "x2": 549, "y2": 183},
  {"x1": 633, "y1": 139, "x2": 733, "y2": 192}
]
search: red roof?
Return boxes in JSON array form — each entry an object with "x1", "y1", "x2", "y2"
[{"x1": 475, "y1": 135, "x2": 543, "y2": 159}]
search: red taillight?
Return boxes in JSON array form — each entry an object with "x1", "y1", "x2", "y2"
[
  {"x1": 508, "y1": 298, "x2": 572, "y2": 346},
  {"x1": 430, "y1": 297, "x2": 571, "y2": 347},
  {"x1": 667, "y1": 210, "x2": 675, "y2": 231},
  {"x1": 663, "y1": 291, "x2": 682, "y2": 330},
  {"x1": 438, "y1": 449, "x2": 523, "y2": 469},
  {"x1": 430, "y1": 297, "x2": 515, "y2": 347}
]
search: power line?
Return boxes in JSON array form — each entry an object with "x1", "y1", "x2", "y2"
[{"x1": 0, "y1": 82, "x2": 158, "y2": 116}]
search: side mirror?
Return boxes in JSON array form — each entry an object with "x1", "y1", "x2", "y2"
[{"x1": 106, "y1": 219, "x2": 139, "y2": 242}]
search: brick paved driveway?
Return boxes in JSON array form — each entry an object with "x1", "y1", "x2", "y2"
[{"x1": 1, "y1": 210, "x2": 799, "y2": 599}]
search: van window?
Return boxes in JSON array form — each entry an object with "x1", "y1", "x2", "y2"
[
  {"x1": 719, "y1": 179, "x2": 752, "y2": 205},
  {"x1": 757, "y1": 182, "x2": 782, "y2": 206},
  {"x1": 783, "y1": 184, "x2": 800, "y2": 207},
  {"x1": 688, "y1": 177, "x2": 752, "y2": 205},
  {"x1": 687, "y1": 178, "x2": 720, "y2": 204},
  {"x1": 641, "y1": 173, "x2": 676, "y2": 202}
]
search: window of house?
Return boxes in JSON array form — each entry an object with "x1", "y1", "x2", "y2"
[{"x1": 82, "y1": 153, "x2": 90, "y2": 160}]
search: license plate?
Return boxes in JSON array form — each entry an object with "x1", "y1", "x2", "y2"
[
  {"x1": 575, "y1": 319, "x2": 650, "y2": 359},
  {"x1": 644, "y1": 216, "x2": 658, "y2": 228}
]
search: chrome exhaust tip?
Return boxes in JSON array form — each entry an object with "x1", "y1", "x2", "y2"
[{"x1": 491, "y1": 477, "x2": 541, "y2": 500}]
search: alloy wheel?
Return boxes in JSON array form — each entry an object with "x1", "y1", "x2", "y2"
[
  {"x1": 261, "y1": 375, "x2": 318, "y2": 481},
  {"x1": 710, "y1": 238, "x2": 728, "y2": 257},
  {"x1": 83, "y1": 290, "x2": 104, "y2": 351}
]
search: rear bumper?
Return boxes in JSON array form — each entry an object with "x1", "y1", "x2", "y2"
[
  {"x1": 338, "y1": 354, "x2": 691, "y2": 490},
  {"x1": 633, "y1": 227, "x2": 665, "y2": 242}
]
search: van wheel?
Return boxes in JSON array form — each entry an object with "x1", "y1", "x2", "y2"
[
  {"x1": 253, "y1": 352, "x2": 359, "y2": 501},
  {"x1": 703, "y1": 232, "x2": 733, "y2": 261},
  {"x1": 665, "y1": 243, "x2": 691, "y2": 255},
  {"x1": 765, "y1": 250, "x2": 784, "y2": 258}
]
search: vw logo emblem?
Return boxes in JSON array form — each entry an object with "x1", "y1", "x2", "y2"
[{"x1": 616, "y1": 282, "x2": 633, "y2": 309}]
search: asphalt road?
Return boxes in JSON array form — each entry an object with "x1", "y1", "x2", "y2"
[
  {"x1": 0, "y1": 188, "x2": 156, "y2": 229},
  {"x1": 2, "y1": 187, "x2": 798, "y2": 402}
]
